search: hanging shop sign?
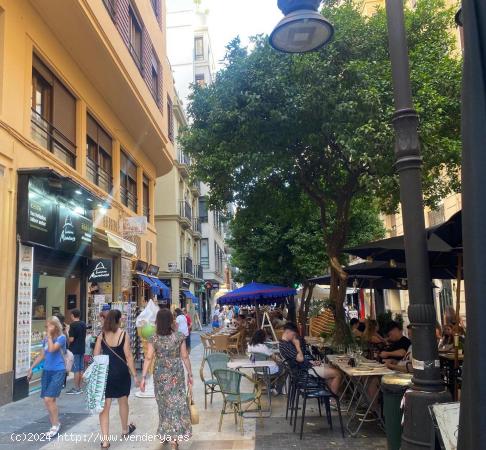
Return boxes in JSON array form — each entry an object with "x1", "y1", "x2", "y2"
[
  {"x1": 88, "y1": 259, "x2": 112, "y2": 283},
  {"x1": 134, "y1": 259, "x2": 148, "y2": 273},
  {"x1": 121, "y1": 216, "x2": 147, "y2": 237},
  {"x1": 15, "y1": 244, "x2": 34, "y2": 379},
  {"x1": 147, "y1": 264, "x2": 159, "y2": 276}
]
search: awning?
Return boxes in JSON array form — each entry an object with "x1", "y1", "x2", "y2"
[
  {"x1": 153, "y1": 278, "x2": 171, "y2": 299},
  {"x1": 107, "y1": 231, "x2": 137, "y2": 256},
  {"x1": 138, "y1": 274, "x2": 158, "y2": 294},
  {"x1": 182, "y1": 290, "x2": 198, "y2": 303}
]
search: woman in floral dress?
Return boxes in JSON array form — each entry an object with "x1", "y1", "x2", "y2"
[{"x1": 141, "y1": 308, "x2": 193, "y2": 448}]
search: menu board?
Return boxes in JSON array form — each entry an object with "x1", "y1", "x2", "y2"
[
  {"x1": 15, "y1": 244, "x2": 34, "y2": 379},
  {"x1": 57, "y1": 204, "x2": 93, "y2": 257}
]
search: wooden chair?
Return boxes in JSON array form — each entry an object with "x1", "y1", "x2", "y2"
[
  {"x1": 200, "y1": 334, "x2": 214, "y2": 357},
  {"x1": 212, "y1": 334, "x2": 230, "y2": 353},
  {"x1": 227, "y1": 332, "x2": 242, "y2": 355}
]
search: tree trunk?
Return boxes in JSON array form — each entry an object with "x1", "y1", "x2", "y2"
[
  {"x1": 302, "y1": 284, "x2": 315, "y2": 337},
  {"x1": 299, "y1": 282, "x2": 309, "y2": 333},
  {"x1": 329, "y1": 255, "x2": 349, "y2": 344}
]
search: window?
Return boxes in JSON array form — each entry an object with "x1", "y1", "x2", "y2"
[
  {"x1": 120, "y1": 150, "x2": 138, "y2": 212},
  {"x1": 102, "y1": 0, "x2": 116, "y2": 18},
  {"x1": 143, "y1": 174, "x2": 150, "y2": 221},
  {"x1": 167, "y1": 96, "x2": 174, "y2": 142},
  {"x1": 129, "y1": 5, "x2": 143, "y2": 71},
  {"x1": 86, "y1": 114, "x2": 112, "y2": 193},
  {"x1": 195, "y1": 73, "x2": 205, "y2": 87},
  {"x1": 201, "y1": 239, "x2": 209, "y2": 268},
  {"x1": 194, "y1": 37, "x2": 204, "y2": 60},
  {"x1": 199, "y1": 197, "x2": 208, "y2": 222},
  {"x1": 31, "y1": 54, "x2": 76, "y2": 168},
  {"x1": 150, "y1": 51, "x2": 159, "y2": 103}
]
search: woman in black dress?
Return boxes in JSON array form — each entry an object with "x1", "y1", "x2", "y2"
[{"x1": 94, "y1": 310, "x2": 139, "y2": 448}]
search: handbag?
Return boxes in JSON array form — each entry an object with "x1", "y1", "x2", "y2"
[
  {"x1": 64, "y1": 349, "x2": 74, "y2": 372},
  {"x1": 187, "y1": 386, "x2": 199, "y2": 425}
]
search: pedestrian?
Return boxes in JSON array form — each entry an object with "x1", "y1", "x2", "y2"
[
  {"x1": 141, "y1": 308, "x2": 192, "y2": 449},
  {"x1": 226, "y1": 305, "x2": 234, "y2": 322},
  {"x1": 66, "y1": 308, "x2": 86, "y2": 394},
  {"x1": 93, "y1": 309, "x2": 139, "y2": 449},
  {"x1": 183, "y1": 308, "x2": 192, "y2": 349},
  {"x1": 218, "y1": 307, "x2": 225, "y2": 327},
  {"x1": 175, "y1": 308, "x2": 190, "y2": 352},
  {"x1": 212, "y1": 309, "x2": 220, "y2": 330},
  {"x1": 54, "y1": 312, "x2": 69, "y2": 388},
  {"x1": 27, "y1": 316, "x2": 66, "y2": 438}
]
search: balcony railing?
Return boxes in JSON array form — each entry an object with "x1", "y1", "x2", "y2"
[
  {"x1": 193, "y1": 264, "x2": 203, "y2": 280},
  {"x1": 31, "y1": 109, "x2": 76, "y2": 168},
  {"x1": 143, "y1": 205, "x2": 150, "y2": 222},
  {"x1": 201, "y1": 256, "x2": 209, "y2": 269},
  {"x1": 121, "y1": 185, "x2": 138, "y2": 212},
  {"x1": 193, "y1": 217, "x2": 201, "y2": 234},
  {"x1": 177, "y1": 150, "x2": 191, "y2": 166},
  {"x1": 179, "y1": 201, "x2": 192, "y2": 221},
  {"x1": 180, "y1": 256, "x2": 193, "y2": 275},
  {"x1": 86, "y1": 157, "x2": 112, "y2": 193}
]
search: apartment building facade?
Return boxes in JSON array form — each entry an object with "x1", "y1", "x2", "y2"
[{"x1": 0, "y1": 0, "x2": 175, "y2": 404}]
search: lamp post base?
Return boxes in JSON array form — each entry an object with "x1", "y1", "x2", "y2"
[{"x1": 401, "y1": 387, "x2": 451, "y2": 449}]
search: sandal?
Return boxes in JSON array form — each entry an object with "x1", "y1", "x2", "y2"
[{"x1": 121, "y1": 423, "x2": 136, "y2": 437}]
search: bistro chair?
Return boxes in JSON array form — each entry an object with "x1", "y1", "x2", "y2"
[
  {"x1": 212, "y1": 334, "x2": 230, "y2": 353},
  {"x1": 200, "y1": 334, "x2": 214, "y2": 357},
  {"x1": 227, "y1": 332, "x2": 242, "y2": 355},
  {"x1": 213, "y1": 368, "x2": 262, "y2": 433},
  {"x1": 290, "y1": 364, "x2": 345, "y2": 439},
  {"x1": 200, "y1": 352, "x2": 231, "y2": 409}
]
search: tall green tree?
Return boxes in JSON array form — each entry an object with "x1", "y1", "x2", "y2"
[{"x1": 181, "y1": 0, "x2": 461, "y2": 338}]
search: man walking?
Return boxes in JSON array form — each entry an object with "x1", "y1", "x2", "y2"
[
  {"x1": 183, "y1": 308, "x2": 192, "y2": 350},
  {"x1": 66, "y1": 308, "x2": 86, "y2": 394}
]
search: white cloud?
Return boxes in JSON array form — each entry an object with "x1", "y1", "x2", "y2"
[{"x1": 204, "y1": 0, "x2": 282, "y2": 66}]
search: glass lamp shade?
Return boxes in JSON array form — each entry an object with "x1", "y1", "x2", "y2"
[{"x1": 270, "y1": 9, "x2": 334, "y2": 53}]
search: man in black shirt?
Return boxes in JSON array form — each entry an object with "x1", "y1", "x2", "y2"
[
  {"x1": 67, "y1": 309, "x2": 86, "y2": 394},
  {"x1": 379, "y1": 321, "x2": 411, "y2": 362},
  {"x1": 279, "y1": 322, "x2": 341, "y2": 394}
]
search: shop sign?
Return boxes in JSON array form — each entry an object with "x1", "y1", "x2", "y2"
[
  {"x1": 27, "y1": 188, "x2": 55, "y2": 248},
  {"x1": 57, "y1": 204, "x2": 92, "y2": 257},
  {"x1": 15, "y1": 244, "x2": 34, "y2": 379},
  {"x1": 212, "y1": 282, "x2": 220, "y2": 290},
  {"x1": 134, "y1": 259, "x2": 148, "y2": 273},
  {"x1": 121, "y1": 216, "x2": 147, "y2": 237},
  {"x1": 168, "y1": 262, "x2": 177, "y2": 272},
  {"x1": 147, "y1": 264, "x2": 159, "y2": 276},
  {"x1": 88, "y1": 259, "x2": 112, "y2": 283},
  {"x1": 181, "y1": 279, "x2": 191, "y2": 289}
]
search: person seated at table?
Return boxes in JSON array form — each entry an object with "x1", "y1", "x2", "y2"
[
  {"x1": 211, "y1": 310, "x2": 220, "y2": 330},
  {"x1": 279, "y1": 322, "x2": 341, "y2": 395},
  {"x1": 379, "y1": 321, "x2": 411, "y2": 362},
  {"x1": 350, "y1": 318, "x2": 365, "y2": 338},
  {"x1": 363, "y1": 319, "x2": 386, "y2": 346},
  {"x1": 236, "y1": 314, "x2": 247, "y2": 330},
  {"x1": 439, "y1": 324, "x2": 455, "y2": 352},
  {"x1": 272, "y1": 312, "x2": 287, "y2": 329},
  {"x1": 247, "y1": 330, "x2": 279, "y2": 375},
  {"x1": 385, "y1": 324, "x2": 413, "y2": 373}
]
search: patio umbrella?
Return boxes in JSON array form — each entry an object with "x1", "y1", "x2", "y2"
[
  {"x1": 458, "y1": 0, "x2": 486, "y2": 447},
  {"x1": 218, "y1": 282, "x2": 297, "y2": 305},
  {"x1": 309, "y1": 273, "x2": 408, "y2": 290}
]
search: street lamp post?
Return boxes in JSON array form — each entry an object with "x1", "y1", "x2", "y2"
[
  {"x1": 270, "y1": 0, "x2": 450, "y2": 448},
  {"x1": 384, "y1": 1, "x2": 450, "y2": 448}
]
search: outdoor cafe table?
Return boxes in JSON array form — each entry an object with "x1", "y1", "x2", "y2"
[
  {"x1": 227, "y1": 359, "x2": 278, "y2": 418},
  {"x1": 327, "y1": 354, "x2": 396, "y2": 437}
]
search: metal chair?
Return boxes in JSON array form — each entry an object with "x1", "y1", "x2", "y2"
[
  {"x1": 200, "y1": 352, "x2": 231, "y2": 409},
  {"x1": 213, "y1": 368, "x2": 262, "y2": 433}
]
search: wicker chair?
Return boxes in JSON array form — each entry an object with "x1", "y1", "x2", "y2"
[
  {"x1": 200, "y1": 352, "x2": 231, "y2": 409},
  {"x1": 227, "y1": 332, "x2": 242, "y2": 355},
  {"x1": 213, "y1": 368, "x2": 262, "y2": 432},
  {"x1": 212, "y1": 334, "x2": 230, "y2": 353}
]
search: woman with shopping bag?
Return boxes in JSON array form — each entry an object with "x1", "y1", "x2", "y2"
[
  {"x1": 140, "y1": 308, "x2": 193, "y2": 449},
  {"x1": 93, "y1": 310, "x2": 140, "y2": 449}
]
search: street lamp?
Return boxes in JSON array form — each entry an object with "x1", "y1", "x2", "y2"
[
  {"x1": 270, "y1": 0, "x2": 450, "y2": 448},
  {"x1": 269, "y1": 0, "x2": 333, "y2": 53}
]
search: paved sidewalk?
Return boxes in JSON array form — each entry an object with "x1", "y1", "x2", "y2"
[{"x1": 0, "y1": 331, "x2": 388, "y2": 450}]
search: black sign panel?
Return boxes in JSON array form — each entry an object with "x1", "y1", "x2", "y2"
[
  {"x1": 147, "y1": 264, "x2": 159, "y2": 276},
  {"x1": 27, "y1": 188, "x2": 55, "y2": 248},
  {"x1": 135, "y1": 260, "x2": 148, "y2": 273},
  {"x1": 56, "y1": 204, "x2": 92, "y2": 257},
  {"x1": 88, "y1": 259, "x2": 112, "y2": 283}
]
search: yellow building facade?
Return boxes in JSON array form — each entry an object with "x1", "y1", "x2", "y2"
[{"x1": 0, "y1": 0, "x2": 175, "y2": 404}]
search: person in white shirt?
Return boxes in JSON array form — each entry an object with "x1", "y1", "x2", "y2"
[
  {"x1": 247, "y1": 330, "x2": 279, "y2": 375},
  {"x1": 175, "y1": 308, "x2": 190, "y2": 352}
]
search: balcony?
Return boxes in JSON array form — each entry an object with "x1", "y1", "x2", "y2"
[
  {"x1": 191, "y1": 180, "x2": 201, "y2": 196},
  {"x1": 121, "y1": 185, "x2": 137, "y2": 213},
  {"x1": 201, "y1": 256, "x2": 210, "y2": 269},
  {"x1": 86, "y1": 157, "x2": 112, "y2": 193},
  {"x1": 175, "y1": 150, "x2": 191, "y2": 178},
  {"x1": 192, "y1": 217, "x2": 202, "y2": 238},
  {"x1": 180, "y1": 256, "x2": 193, "y2": 276},
  {"x1": 178, "y1": 200, "x2": 192, "y2": 229},
  {"x1": 193, "y1": 264, "x2": 203, "y2": 280}
]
